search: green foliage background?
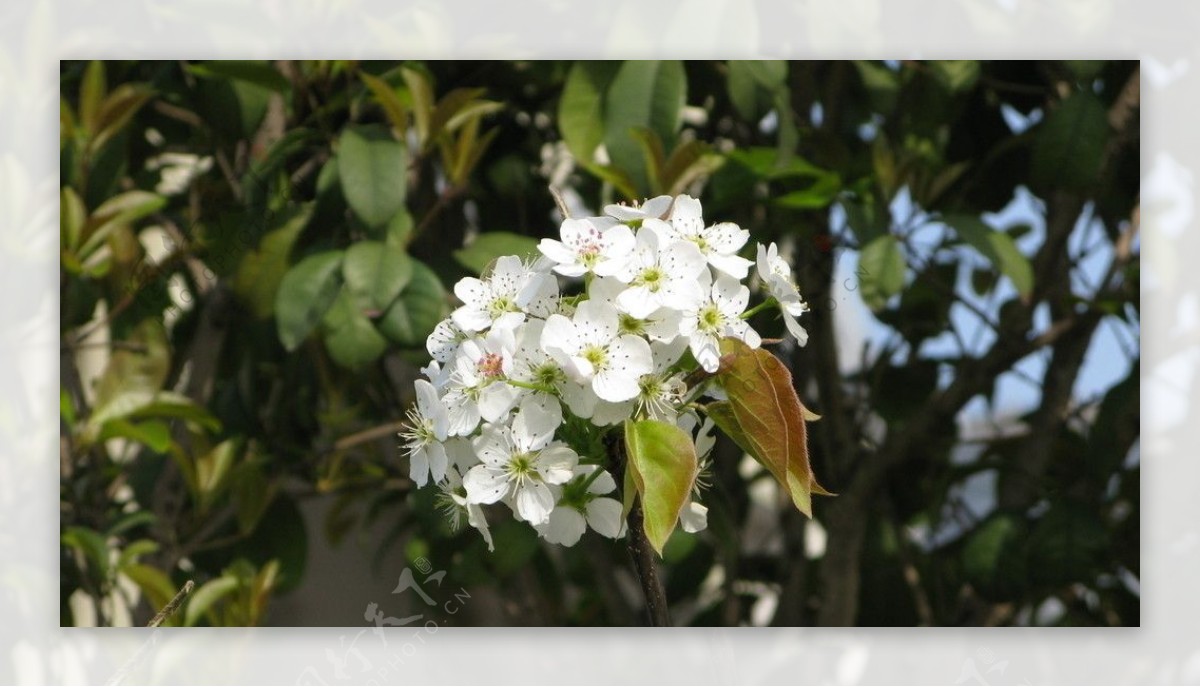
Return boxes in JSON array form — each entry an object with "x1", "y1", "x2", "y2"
[{"x1": 59, "y1": 60, "x2": 1139, "y2": 627}]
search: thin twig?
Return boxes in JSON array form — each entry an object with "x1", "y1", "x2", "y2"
[{"x1": 147, "y1": 580, "x2": 194, "y2": 628}]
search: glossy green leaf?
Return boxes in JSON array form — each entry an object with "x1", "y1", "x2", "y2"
[
  {"x1": 453, "y1": 231, "x2": 540, "y2": 274},
  {"x1": 558, "y1": 61, "x2": 621, "y2": 165},
  {"x1": 275, "y1": 250, "x2": 344, "y2": 351},
  {"x1": 1031, "y1": 91, "x2": 1109, "y2": 191},
  {"x1": 320, "y1": 290, "x2": 389, "y2": 370},
  {"x1": 624, "y1": 419, "x2": 699, "y2": 555},
  {"x1": 858, "y1": 234, "x2": 907, "y2": 311},
  {"x1": 727, "y1": 60, "x2": 786, "y2": 121},
  {"x1": 342, "y1": 240, "x2": 413, "y2": 314},
  {"x1": 377, "y1": 259, "x2": 446, "y2": 347},
  {"x1": 337, "y1": 124, "x2": 407, "y2": 228},
  {"x1": 233, "y1": 204, "x2": 311, "y2": 319},
  {"x1": 712, "y1": 337, "x2": 831, "y2": 517},
  {"x1": 604, "y1": 60, "x2": 686, "y2": 195},
  {"x1": 944, "y1": 214, "x2": 1034, "y2": 298}
]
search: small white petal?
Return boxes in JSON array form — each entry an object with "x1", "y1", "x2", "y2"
[
  {"x1": 586, "y1": 498, "x2": 624, "y2": 539},
  {"x1": 463, "y1": 465, "x2": 508, "y2": 504},
  {"x1": 516, "y1": 482, "x2": 556, "y2": 524}
]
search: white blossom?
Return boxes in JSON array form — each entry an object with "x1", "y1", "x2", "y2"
[
  {"x1": 680, "y1": 273, "x2": 762, "y2": 373},
  {"x1": 462, "y1": 398, "x2": 578, "y2": 525},
  {"x1": 538, "y1": 216, "x2": 635, "y2": 278},
  {"x1": 647, "y1": 194, "x2": 754, "y2": 278},
  {"x1": 535, "y1": 465, "x2": 625, "y2": 546},
  {"x1": 541, "y1": 300, "x2": 654, "y2": 403},
  {"x1": 756, "y1": 242, "x2": 810, "y2": 346},
  {"x1": 401, "y1": 379, "x2": 449, "y2": 487}
]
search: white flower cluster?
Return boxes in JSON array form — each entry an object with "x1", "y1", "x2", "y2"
[{"x1": 403, "y1": 194, "x2": 809, "y2": 550}]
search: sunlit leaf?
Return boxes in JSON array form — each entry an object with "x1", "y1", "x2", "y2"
[
  {"x1": 360, "y1": 71, "x2": 409, "y2": 136},
  {"x1": 624, "y1": 419, "x2": 699, "y2": 555},
  {"x1": 184, "y1": 575, "x2": 240, "y2": 627}
]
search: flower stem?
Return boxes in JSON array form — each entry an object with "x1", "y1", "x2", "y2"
[
  {"x1": 741, "y1": 297, "x2": 778, "y2": 320},
  {"x1": 504, "y1": 379, "x2": 554, "y2": 394}
]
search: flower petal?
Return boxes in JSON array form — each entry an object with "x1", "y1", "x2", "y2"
[
  {"x1": 463, "y1": 465, "x2": 508, "y2": 504},
  {"x1": 515, "y1": 482, "x2": 556, "y2": 524},
  {"x1": 586, "y1": 497, "x2": 624, "y2": 538}
]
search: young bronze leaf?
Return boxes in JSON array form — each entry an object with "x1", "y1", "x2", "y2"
[
  {"x1": 624, "y1": 419, "x2": 699, "y2": 555},
  {"x1": 714, "y1": 337, "x2": 832, "y2": 517}
]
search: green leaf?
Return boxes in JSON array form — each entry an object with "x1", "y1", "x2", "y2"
[
  {"x1": 79, "y1": 60, "x2": 107, "y2": 135},
  {"x1": 275, "y1": 250, "x2": 344, "y2": 351},
  {"x1": 773, "y1": 174, "x2": 842, "y2": 210},
  {"x1": 943, "y1": 214, "x2": 1034, "y2": 298},
  {"x1": 233, "y1": 204, "x2": 312, "y2": 319},
  {"x1": 712, "y1": 338, "x2": 831, "y2": 517},
  {"x1": 97, "y1": 419, "x2": 172, "y2": 454},
  {"x1": 241, "y1": 128, "x2": 316, "y2": 207},
  {"x1": 187, "y1": 60, "x2": 290, "y2": 93},
  {"x1": 342, "y1": 240, "x2": 413, "y2": 314},
  {"x1": 558, "y1": 61, "x2": 621, "y2": 165},
  {"x1": 337, "y1": 124, "x2": 407, "y2": 228},
  {"x1": 79, "y1": 190, "x2": 166, "y2": 259},
  {"x1": 195, "y1": 439, "x2": 240, "y2": 512},
  {"x1": 91, "y1": 83, "x2": 154, "y2": 154},
  {"x1": 624, "y1": 419, "x2": 699, "y2": 555},
  {"x1": 377, "y1": 259, "x2": 446, "y2": 347},
  {"x1": 604, "y1": 60, "x2": 687, "y2": 195},
  {"x1": 128, "y1": 391, "x2": 221, "y2": 432},
  {"x1": 401, "y1": 66, "x2": 435, "y2": 147},
  {"x1": 726, "y1": 60, "x2": 786, "y2": 121},
  {"x1": 853, "y1": 61, "x2": 900, "y2": 114},
  {"x1": 453, "y1": 232, "x2": 540, "y2": 274},
  {"x1": 116, "y1": 539, "x2": 160, "y2": 571},
  {"x1": 727, "y1": 147, "x2": 829, "y2": 181},
  {"x1": 659, "y1": 139, "x2": 724, "y2": 197},
  {"x1": 184, "y1": 576, "x2": 240, "y2": 627},
  {"x1": 62, "y1": 526, "x2": 111, "y2": 582},
  {"x1": 233, "y1": 461, "x2": 273, "y2": 535},
  {"x1": 1031, "y1": 91, "x2": 1109, "y2": 191},
  {"x1": 87, "y1": 319, "x2": 170, "y2": 439},
  {"x1": 108, "y1": 511, "x2": 157, "y2": 538},
  {"x1": 858, "y1": 235, "x2": 907, "y2": 311},
  {"x1": 929, "y1": 60, "x2": 980, "y2": 93},
  {"x1": 122, "y1": 564, "x2": 177, "y2": 619},
  {"x1": 360, "y1": 71, "x2": 409, "y2": 135},
  {"x1": 320, "y1": 290, "x2": 389, "y2": 370},
  {"x1": 61, "y1": 187, "x2": 86, "y2": 254}
]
